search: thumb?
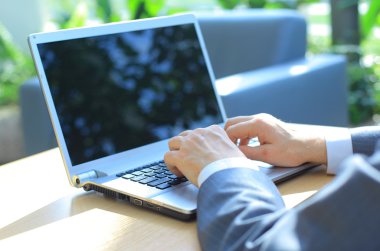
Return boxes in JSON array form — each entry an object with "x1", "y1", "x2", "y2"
[{"x1": 238, "y1": 144, "x2": 271, "y2": 163}]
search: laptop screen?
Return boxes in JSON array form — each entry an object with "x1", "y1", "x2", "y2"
[{"x1": 37, "y1": 23, "x2": 224, "y2": 165}]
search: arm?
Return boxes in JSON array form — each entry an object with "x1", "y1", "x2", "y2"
[
  {"x1": 317, "y1": 126, "x2": 380, "y2": 174},
  {"x1": 197, "y1": 155, "x2": 380, "y2": 250},
  {"x1": 164, "y1": 115, "x2": 380, "y2": 250},
  {"x1": 350, "y1": 126, "x2": 380, "y2": 156}
]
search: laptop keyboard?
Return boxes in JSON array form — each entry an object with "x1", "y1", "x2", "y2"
[{"x1": 116, "y1": 160, "x2": 188, "y2": 190}]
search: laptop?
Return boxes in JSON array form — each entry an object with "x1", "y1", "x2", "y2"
[{"x1": 28, "y1": 13, "x2": 316, "y2": 221}]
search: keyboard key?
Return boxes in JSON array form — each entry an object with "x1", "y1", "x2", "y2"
[
  {"x1": 150, "y1": 165, "x2": 160, "y2": 170},
  {"x1": 131, "y1": 175, "x2": 146, "y2": 182},
  {"x1": 126, "y1": 168, "x2": 137, "y2": 174},
  {"x1": 120, "y1": 160, "x2": 178, "y2": 187},
  {"x1": 144, "y1": 172, "x2": 156, "y2": 177},
  {"x1": 156, "y1": 183, "x2": 171, "y2": 190},
  {"x1": 147, "y1": 177, "x2": 172, "y2": 187},
  {"x1": 116, "y1": 172, "x2": 125, "y2": 177},
  {"x1": 169, "y1": 178, "x2": 182, "y2": 186},
  {"x1": 122, "y1": 174, "x2": 135, "y2": 179},
  {"x1": 139, "y1": 177, "x2": 158, "y2": 184},
  {"x1": 141, "y1": 168, "x2": 153, "y2": 173},
  {"x1": 155, "y1": 173, "x2": 167, "y2": 179}
]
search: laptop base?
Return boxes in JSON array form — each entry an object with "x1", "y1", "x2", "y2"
[{"x1": 83, "y1": 183, "x2": 196, "y2": 221}]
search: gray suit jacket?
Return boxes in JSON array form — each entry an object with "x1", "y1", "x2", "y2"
[{"x1": 197, "y1": 127, "x2": 380, "y2": 251}]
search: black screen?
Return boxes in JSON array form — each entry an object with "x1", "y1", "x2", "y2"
[{"x1": 38, "y1": 24, "x2": 223, "y2": 165}]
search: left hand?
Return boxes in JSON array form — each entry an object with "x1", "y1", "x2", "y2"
[
  {"x1": 164, "y1": 125, "x2": 245, "y2": 187},
  {"x1": 225, "y1": 114, "x2": 327, "y2": 167}
]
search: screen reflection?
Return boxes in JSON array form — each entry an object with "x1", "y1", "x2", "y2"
[{"x1": 38, "y1": 24, "x2": 223, "y2": 165}]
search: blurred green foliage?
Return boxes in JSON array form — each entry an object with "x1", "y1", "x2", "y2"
[
  {"x1": 348, "y1": 62, "x2": 378, "y2": 125},
  {"x1": 217, "y1": 0, "x2": 319, "y2": 9},
  {"x1": 308, "y1": 37, "x2": 380, "y2": 125},
  {"x1": 330, "y1": 46, "x2": 380, "y2": 125},
  {"x1": 47, "y1": 0, "x2": 175, "y2": 28},
  {"x1": 47, "y1": 0, "x2": 88, "y2": 29},
  {"x1": 336, "y1": 0, "x2": 380, "y2": 125},
  {"x1": 361, "y1": 0, "x2": 380, "y2": 40},
  {"x1": 128, "y1": 0, "x2": 166, "y2": 19},
  {"x1": 0, "y1": 24, "x2": 35, "y2": 106}
]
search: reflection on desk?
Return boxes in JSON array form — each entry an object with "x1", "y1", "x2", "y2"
[{"x1": 0, "y1": 148, "x2": 333, "y2": 250}]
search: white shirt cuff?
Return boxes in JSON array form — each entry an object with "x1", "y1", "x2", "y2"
[
  {"x1": 325, "y1": 128, "x2": 353, "y2": 175},
  {"x1": 198, "y1": 157, "x2": 259, "y2": 187}
]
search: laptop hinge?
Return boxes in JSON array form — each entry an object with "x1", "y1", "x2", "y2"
[{"x1": 73, "y1": 170, "x2": 106, "y2": 187}]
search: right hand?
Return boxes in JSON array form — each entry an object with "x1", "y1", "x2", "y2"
[
  {"x1": 164, "y1": 125, "x2": 245, "y2": 187},
  {"x1": 224, "y1": 114, "x2": 327, "y2": 167}
]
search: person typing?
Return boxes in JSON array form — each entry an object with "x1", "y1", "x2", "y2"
[{"x1": 165, "y1": 113, "x2": 380, "y2": 251}]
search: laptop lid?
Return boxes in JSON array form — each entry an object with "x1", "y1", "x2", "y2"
[{"x1": 28, "y1": 14, "x2": 227, "y2": 186}]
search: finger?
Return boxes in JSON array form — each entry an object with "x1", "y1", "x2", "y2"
[
  {"x1": 239, "y1": 138, "x2": 251, "y2": 146},
  {"x1": 179, "y1": 130, "x2": 192, "y2": 137},
  {"x1": 167, "y1": 165, "x2": 183, "y2": 177},
  {"x1": 164, "y1": 150, "x2": 177, "y2": 165},
  {"x1": 239, "y1": 145, "x2": 271, "y2": 163},
  {"x1": 168, "y1": 136, "x2": 183, "y2": 151},
  {"x1": 193, "y1": 127, "x2": 208, "y2": 135},
  {"x1": 164, "y1": 151, "x2": 184, "y2": 176},
  {"x1": 208, "y1": 124, "x2": 224, "y2": 134},
  {"x1": 224, "y1": 116, "x2": 253, "y2": 130},
  {"x1": 226, "y1": 120, "x2": 260, "y2": 144}
]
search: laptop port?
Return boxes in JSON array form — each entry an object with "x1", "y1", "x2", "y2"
[
  {"x1": 145, "y1": 202, "x2": 155, "y2": 209},
  {"x1": 131, "y1": 198, "x2": 143, "y2": 206},
  {"x1": 143, "y1": 201, "x2": 160, "y2": 211},
  {"x1": 118, "y1": 193, "x2": 127, "y2": 200}
]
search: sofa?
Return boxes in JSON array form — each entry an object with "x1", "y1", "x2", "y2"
[{"x1": 20, "y1": 9, "x2": 348, "y2": 156}]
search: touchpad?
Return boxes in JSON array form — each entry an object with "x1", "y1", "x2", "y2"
[{"x1": 153, "y1": 183, "x2": 198, "y2": 211}]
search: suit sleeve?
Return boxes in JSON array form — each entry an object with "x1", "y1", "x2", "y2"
[
  {"x1": 197, "y1": 156, "x2": 380, "y2": 251},
  {"x1": 350, "y1": 126, "x2": 380, "y2": 156}
]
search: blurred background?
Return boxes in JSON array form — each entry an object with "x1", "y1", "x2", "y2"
[{"x1": 0, "y1": 0, "x2": 379, "y2": 164}]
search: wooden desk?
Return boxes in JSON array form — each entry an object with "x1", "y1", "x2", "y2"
[{"x1": 0, "y1": 148, "x2": 333, "y2": 250}]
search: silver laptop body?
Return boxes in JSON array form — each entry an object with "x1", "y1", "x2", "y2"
[{"x1": 28, "y1": 13, "x2": 316, "y2": 220}]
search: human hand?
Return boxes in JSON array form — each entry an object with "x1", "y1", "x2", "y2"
[
  {"x1": 225, "y1": 113, "x2": 327, "y2": 167},
  {"x1": 164, "y1": 125, "x2": 245, "y2": 187}
]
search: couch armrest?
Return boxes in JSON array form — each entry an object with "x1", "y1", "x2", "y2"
[
  {"x1": 216, "y1": 54, "x2": 348, "y2": 126},
  {"x1": 19, "y1": 77, "x2": 57, "y2": 155}
]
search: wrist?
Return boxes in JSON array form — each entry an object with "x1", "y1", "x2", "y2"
[
  {"x1": 303, "y1": 134, "x2": 327, "y2": 165},
  {"x1": 198, "y1": 157, "x2": 257, "y2": 187}
]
